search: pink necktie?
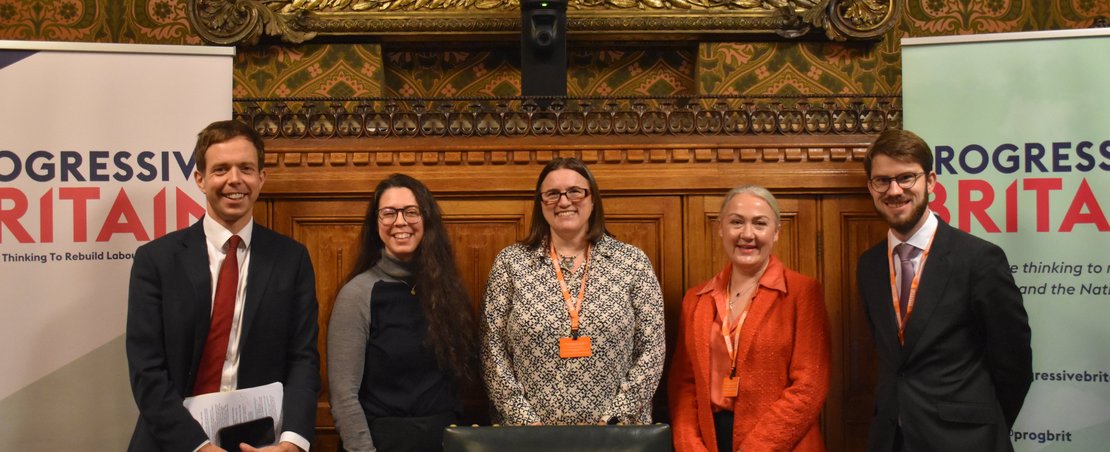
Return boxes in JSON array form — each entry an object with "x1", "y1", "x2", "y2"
[
  {"x1": 194, "y1": 235, "x2": 241, "y2": 395},
  {"x1": 894, "y1": 243, "x2": 919, "y2": 315}
]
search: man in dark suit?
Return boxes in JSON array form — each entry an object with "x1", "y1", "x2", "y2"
[
  {"x1": 857, "y1": 129, "x2": 1033, "y2": 452},
  {"x1": 126, "y1": 120, "x2": 319, "y2": 451}
]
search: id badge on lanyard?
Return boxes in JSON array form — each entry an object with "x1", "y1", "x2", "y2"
[
  {"x1": 552, "y1": 243, "x2": 592, "y2": 358},
  {"x1": 720, "y1": 309, "x2": 749, "y2": 397}
]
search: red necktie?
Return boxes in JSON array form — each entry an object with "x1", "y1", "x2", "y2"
[{"x1": 194, "y1": 234, "x2": 241, "y2": 395}]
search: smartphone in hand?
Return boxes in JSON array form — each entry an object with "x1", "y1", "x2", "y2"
[{"x1": 217, "y1": 416, "x2": 275, "y2": 449}]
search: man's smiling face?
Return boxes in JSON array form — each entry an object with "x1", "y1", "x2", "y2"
[{"x1": 194, "y1": 135, "x2": 265, "y2": 233}]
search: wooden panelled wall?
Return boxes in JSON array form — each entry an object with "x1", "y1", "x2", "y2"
[{"x1": 255, "y1": 135, "x2": 890, "y2": 452}]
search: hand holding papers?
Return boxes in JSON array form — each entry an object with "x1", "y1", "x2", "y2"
[{"x1": 183, "y1": 382, "x2": 283, "y2": 448}]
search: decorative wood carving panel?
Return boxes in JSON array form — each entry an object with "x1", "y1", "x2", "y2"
[
  {"x1": 601, "y1": 196, "x2": 684, "y2": 344},
  {"x1": 437, "y1": 199, "x2": 534, "y2": 313},
  {"x1": 269, "y1": 198, "x2": 366, "y2": 437},
  {"x1": 820, "y1": 195, "x2": 887, "y2": 452},
  {"x1": 258, "y1": 142, "x2": 875, "y2": 206},
  {"x1": 437, "y1": 200, "x2": 535, "y2": 425}
]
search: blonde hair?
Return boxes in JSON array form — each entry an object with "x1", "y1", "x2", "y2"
[{"x1": 720, "y1": 185, "x2": 781, "y2": 225}]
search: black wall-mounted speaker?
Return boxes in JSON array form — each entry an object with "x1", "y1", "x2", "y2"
[{"x1": 520, "y1": 0, "x2": 567, "y2": 98}]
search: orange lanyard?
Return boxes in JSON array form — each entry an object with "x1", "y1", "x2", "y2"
[
  {"x1": 721, "y1": 306, "x2": 750, "y2": 378},
  {"x1": 886, "y1": 230, "x2": 937, "y2": 344},
  {"x1": 720, "y1": 271, "x2": 764, "y2": 377},
  {"x1": 550, "y1": 243, "x2": 591, "y2": 338}
]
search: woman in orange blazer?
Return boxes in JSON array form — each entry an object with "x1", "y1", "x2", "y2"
[{"x1": 669, "y1": 185, "x2": 831, "y2": 452}]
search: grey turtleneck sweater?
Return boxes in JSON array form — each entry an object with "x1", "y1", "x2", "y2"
[{"x1": 326, "y1": 254, "x2": 457, "y2": 452}]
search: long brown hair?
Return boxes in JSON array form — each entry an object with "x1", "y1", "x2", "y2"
[
  {"x1": 346, "y1": 174, "x2": 478, "y2": 383},
  {"x1": 522, "y1": 157, "x2": 610, "y2": 249}
]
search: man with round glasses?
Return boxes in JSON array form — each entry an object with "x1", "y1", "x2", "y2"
[{"x1": 856, "y1": 129, "x2": 1032, "y2": 452}]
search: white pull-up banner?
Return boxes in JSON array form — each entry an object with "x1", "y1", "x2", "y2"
[
  {"x1": 0, "y1": 41, "x2": 232, "y2": 450},
  {"x1": 903, "y1": 29, "x2": 1110, "y2": 451}
]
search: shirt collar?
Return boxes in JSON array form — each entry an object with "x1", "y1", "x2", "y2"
[
  {"x1": 696, "y1": 255, "x2": 788, "y2": 297},
  {"x1": 203, "y1": 215, "x2": 254, "y2": 252},
  {"x1": 887, "y1": 209, "x2": 937, "y2": 253}
]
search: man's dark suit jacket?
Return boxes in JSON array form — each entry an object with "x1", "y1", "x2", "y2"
[
  {"x1": 857, "y1": 218, "x2": 1032, "y2": 452},
  {"x1": 126, "y1": 220, "x2": 320, "y2": 451}
]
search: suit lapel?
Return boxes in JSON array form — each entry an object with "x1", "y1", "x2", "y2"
[
  {"x1": 179, "y1": 221, "x2": 213, "y2": 375},
  {"x1": 862, "y1": 244, "x2": 903, "y2": 360},
  {"x1": 900, "y1": 221, "x2": 953, "y2": 360},
  {"x1": 240, "y1": 223, "x2": 274, "y2": 344}
]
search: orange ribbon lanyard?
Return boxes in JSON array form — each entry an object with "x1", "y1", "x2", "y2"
[
  {"x1": 721, "y1": 306, "x2": 750, "y2": 378},
  {"x1": 886, "y1": 229, "x2": 937, "y2": 343},
  {"x1": 551, "y1": 243, "x2": 591, "y2": 339},
  {"x1": 721, "y1": 278, "x2": 757, "y2": 378}
]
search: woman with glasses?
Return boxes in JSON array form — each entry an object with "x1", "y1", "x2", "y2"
[
  {"x1": 668, "y1": 185, "x2": 830, "y2": 452},
  {"x1": 480, "y1": 157, "x2": 665, "y2": 425},
  {"x1": 328, "y1": 174, "x2": 477, "y2": 452}
]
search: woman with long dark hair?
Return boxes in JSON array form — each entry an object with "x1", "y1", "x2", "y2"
[
  {"x1": 328, "y1": 174, "x2": 477, "y2": 452},
  {"x1": 480, "y1": 157, "x2": 665, "y2": 425}
]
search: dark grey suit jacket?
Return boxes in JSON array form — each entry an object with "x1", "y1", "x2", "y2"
[
  {"x1": 857, "y1": 218, "x2": 1032, "y2": 452},
  {"x1": 126, "y1": 220, "x2": 320, "y2": 451}
]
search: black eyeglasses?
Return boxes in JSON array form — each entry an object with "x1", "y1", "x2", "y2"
[
  {"x1": 377, "y1": 206, "x2": 422, "y2": 223},
  {"x1": 540, "y1": 187, "x2": 590, "y2": 205},
  {"x1": 869, "y1": 172, "x2": 924, "y2": 192}
]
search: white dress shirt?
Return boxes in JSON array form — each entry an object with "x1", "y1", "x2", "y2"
[
  {"x1": 198, "y1": 215, "x2": 310, "y2": 451},
  {"x1": 887, "y1": 210, "x2": 939, "y2": 295}
]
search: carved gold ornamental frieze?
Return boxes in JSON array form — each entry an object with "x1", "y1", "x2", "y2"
[{"x1": 188, "y1": 0, "x2": 900, "y2": 45}]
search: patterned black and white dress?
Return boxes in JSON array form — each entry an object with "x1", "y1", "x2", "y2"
[{"x1": 480, "y1": 235, "x2": 665, "y2": 425}]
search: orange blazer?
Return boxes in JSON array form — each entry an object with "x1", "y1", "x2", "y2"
[{"x1": 668, "y1": 256, "x2": 830, "y2": 452}]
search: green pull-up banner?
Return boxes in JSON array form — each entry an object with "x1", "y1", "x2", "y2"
[{"x1": 903, "y1": 28, "x2": 1110, "y2": 451}]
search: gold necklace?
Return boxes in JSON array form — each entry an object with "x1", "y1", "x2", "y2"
[
  {"x1": 728, "y1": 261, "x2": 769, "y2": 313},
  {"x1": 727, "y1": 279, "x2": 760, "y2": 313}
]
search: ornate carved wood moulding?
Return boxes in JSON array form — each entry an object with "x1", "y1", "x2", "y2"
[
  {"x1": 190, "y1": 0, "x2": 900, "y2": 45},
  {"x1": 240, "y1": 95, "x2": 898, "y2": 194},
  {"x1": 233, "y1": 95, "x2": 902, "y2": 139}
]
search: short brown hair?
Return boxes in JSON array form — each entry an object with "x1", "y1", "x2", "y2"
[
  {"x1": 193, "y1": 120, "x2": 265, "y2": 174},
  {"x1": 864, "y1": 128, "x2": 933, "y2": 178}
]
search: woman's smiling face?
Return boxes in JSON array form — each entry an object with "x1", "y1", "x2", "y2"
[
  {"x1": 540, "y1": 168, "x2": 594, "y2": 239},
  {"x1": 377, "y1": 187, "x2": 424, "y2": 261},
  {"x1": 719, "y1": 192, "x2": 779, "y2": 272}
]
